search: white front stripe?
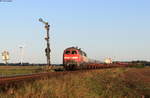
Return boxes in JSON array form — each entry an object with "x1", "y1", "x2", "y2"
[
  {"x1": 64, "y1": 57, "x2": 78, "y2": 59},
  {"x1": 64, "y1": 57, "x2": 70, "y2": 59},
  {"x1": 72, "y1": 57, "x2": 78, "y2": 59}
]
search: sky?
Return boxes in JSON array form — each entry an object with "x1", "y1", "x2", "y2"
[{"x1": 0, "y1": 0, "x2": 150, "y2": 64}]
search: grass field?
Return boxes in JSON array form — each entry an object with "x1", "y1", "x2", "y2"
[
  {"x1": 0, "y1": 66, "x2": 44, "y2": 76},
  {"x1": 0, "y1": 67, "x2": 150, "y2": 98}
]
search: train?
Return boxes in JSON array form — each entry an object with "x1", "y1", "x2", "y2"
[
  {"x1": 62, "y1": 46, "x2": 136, "y2": 70},
  {"x1": 63, "y1": 47, "x2": 89, "y2": 70}
]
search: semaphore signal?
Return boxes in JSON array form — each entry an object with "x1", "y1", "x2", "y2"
[{"x1": 39, "y1": 18, "x2": 51, "y2": 68}]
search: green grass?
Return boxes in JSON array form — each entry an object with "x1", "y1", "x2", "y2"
[
  {"x1": 0, "y1": 66, "x2": 44, "y2": 76},
  {"x1": 0, "y1": 67, "x2": 150, "y2": 98}
]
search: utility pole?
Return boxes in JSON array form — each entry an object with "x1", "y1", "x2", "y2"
[
  {"x1": 39, "y1": 18, "x2": 51, "y2": 67},
  {"x1": 19, "y1": 46, "x2": 23, "y2": 65}
]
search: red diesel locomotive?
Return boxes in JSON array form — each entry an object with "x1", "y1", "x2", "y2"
[{"x1": 63, "y1": 47, "x2": 88, "y2": 70}]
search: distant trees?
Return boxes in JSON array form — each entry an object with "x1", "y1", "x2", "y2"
[{"x1": 131, "y1": 60, "x2": 150, "y2": 66}]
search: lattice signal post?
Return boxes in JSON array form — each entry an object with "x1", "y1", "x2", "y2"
[{"x1": 39, "y1": 18, "x2": 51, "y2": 67}]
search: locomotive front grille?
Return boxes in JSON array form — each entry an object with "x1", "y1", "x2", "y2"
[{"x1": 64, "y1": 60, "x2": 77, "y2": 65}]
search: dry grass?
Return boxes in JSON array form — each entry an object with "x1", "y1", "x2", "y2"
[{"x1": 0, "y1": 67, "x2": 150, "y2": 98}]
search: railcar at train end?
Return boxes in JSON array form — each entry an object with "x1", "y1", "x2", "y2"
[{"x1": 63, "y1": 47, "x2": 88, "y2": 70}]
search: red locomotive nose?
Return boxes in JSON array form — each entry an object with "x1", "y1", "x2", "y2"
[
  {"x1": 63, "y1": 49, "x2": 80, "y2": 61},
  {"x1": 63, "y1": 47, "x2": 88, "y2": 70}
]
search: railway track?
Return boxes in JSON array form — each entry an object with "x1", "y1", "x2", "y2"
[
  {"x1": 0, "y1": 64, "x2": 132, "y2": 92},
  {"x1": 0, "y1": 71, "x2": 65, "y2": 92},
  {"x1": 0, "y1": 69, "x2": 93, "y2": 92},
  {"x1": 0, "y1": 64, "x2": 130, "y2": 83},
  {"x1": 0, "y1": 71, "x2": 66, "y2": 83}
]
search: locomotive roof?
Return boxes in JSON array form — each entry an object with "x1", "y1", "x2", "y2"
[
  {"x1": 65, "y1": 47, "x2": 82, "y2": 51},
  {"x1": 65, "y1": 47, "x2": 87, "y2": 56}
]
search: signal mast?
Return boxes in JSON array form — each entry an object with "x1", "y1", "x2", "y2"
[{"x1": 39, "y1": 18, "x2": 51, "y2": 67}]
